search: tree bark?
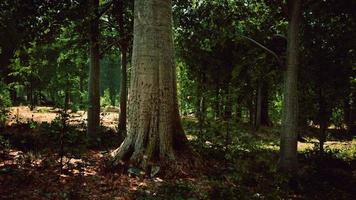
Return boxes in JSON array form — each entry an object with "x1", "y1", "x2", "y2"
[
  {"x1": 255, "y1": 78, "x2": 262, "y2": 130},
  {"x1": 318, "y1": 88, "x2": 327, "y2": 153},
  {"x1": 115, "y1": 0, "x2": 129, "y2": 135},
  {"x1": 235, "y1": 104, "x2": 242, "y2": 123},
  {"x1": 214, "y1": 85, "x2": 221, "y2": 119},
  {"x1": 261, "y1": 84, "x2": 270, "y2": 126},
  {"x1": 196, "y1": 78, "x2": 206, "y2": 135},
  {"x1": 87, "y1": 0, "x2": 101, "y2": 139},
  {"x1": 118, "y1": 48, "x2": 128, "y2": 134},
  {"x1": 111, "y1": 0, "x2": 189, "y2": 170},
  {"x1": 279, "y1": 0, "x2": 301, "y2": 172}
]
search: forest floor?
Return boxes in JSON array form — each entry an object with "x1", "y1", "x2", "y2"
[{"x1": 1, "y1": 106, "x2": 355, "y2": 199}]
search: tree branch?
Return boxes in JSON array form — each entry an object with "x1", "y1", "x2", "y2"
[
  {"x1": 239, "y1": 35, "x2": 284, "y2": 67},
  {"x1": 98, "y1": 0, "x2": 114, "y2": 17}
]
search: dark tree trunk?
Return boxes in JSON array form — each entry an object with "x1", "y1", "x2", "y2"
[
  {"x1": 249, "y1": 99, "x2": 255, "y2": 126},
  {"x1": 224, "y1": 84, "x2": 232, "y2": 146},
  {"x1": 87, "y1": 0, "x2": 101, "y2": 139},
  {"x1": 261, "y1": 84, "x2": 270, "y2": 126},
  {"x1": 196, "y1": 83, "x2": 206, "y2": 135},
  {"x1": 79, "y1": 74, "x2": 84, "y2": 106},
  {"x1": 318, "y1": 87, "x2": 327, "y2": 153},
  {"x1": 224, "y1": 85, "x2": 232, "y2": 121},
  {"x1": 256, "y1": 78, "x2": 271, "y2": 130},
  {"x1": 10, "y1": 90, "x2": 17, "y2": 105},
  {"x1": 64, "y1": 80, "x2": 70, "y2": 112},
  {"x1": 118, "y1": 48, "x2": 128, "y2": 134},
  {"x1": 350, "y1": 96, "x2": 356, "y2": 136},
  {"x1": 255, "y1": 79, "x2": 262, "y2": 130},
  {"x1": 279, "y1": 0, "x2": 301, "y2": 172},
  {"x1": 115, "y1": 0, "x2": 129, "y2": 135},
  {"x1": 29, "y1": 81, "x2": 35, "y2": 111},
  {"x1": 214, "y1": 85, "x2": 221, "y2": 119},
  {"x1": 235, "y1": 104, "x2": 242, "y2": 123}
]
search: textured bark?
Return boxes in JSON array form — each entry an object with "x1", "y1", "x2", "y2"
[
  {"x1": 87, "y1": 0, "x2": 101, "y2": 139},
  {"x1": 111, "y1": 0, "x2": 189, "y2": 169},
  {"x1": 279, "y1": 0, "x2": 301, "y2": 172}
]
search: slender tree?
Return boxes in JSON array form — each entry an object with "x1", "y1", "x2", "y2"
[
  {"x1": 111, "y1": 0, "x2": 189, "y2": 169},
  {"x1": 113, "y1": 0, "x2": 130, "y2": 135},
  {"x1": 279, "y1": 0, "x2": 301, "y2": 172},
  {"x1": 87, "y1": 0, "x2": 101, "y2": 139}
]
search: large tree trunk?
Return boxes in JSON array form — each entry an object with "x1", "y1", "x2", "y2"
[
  {"x1": 279, "y1": 0, "x2": 301, "y2": 172},
  {"x1": 111, "y1": 0, "x2": 189, "y2": 170},
  {"x1": 87, "y1": 0, "x2": 101, "y2": 139}
]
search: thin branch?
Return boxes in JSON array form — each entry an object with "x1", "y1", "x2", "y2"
[
  {"x1": 239, "y1": 34, "x2": 283, "y2": 67},
  {"x1": 100, "y1": 38, "x2": 120, "y2": 57}
]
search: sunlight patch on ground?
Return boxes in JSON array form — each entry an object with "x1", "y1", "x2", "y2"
[
  {"x1": 260, "y1": 139, "x2": 356, "y2": 155},
  {"x1": 6, "y1": 106, "x2": 119, "y2": 129}
]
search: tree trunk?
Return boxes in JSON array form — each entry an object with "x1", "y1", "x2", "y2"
[
  {"x1": 87, "y1": 0, "x2": 101, "y2": 139},
  {"x1": 350, "y1": 93, "x2": 356, "y2": 136},
  {"x1": 224, "y1": 84, "x2": 232, "y2": 146},
  {"x1": 118, "y1": 48, "x2": 128, "y2": 134},
  {"x1": 255, "y1": 78, "x2": 262, "y2": 130},
  {"x1": 224, "y1": 85, "x2": 232, "y2": 121},
  {"x1": 319, "y1": 122, "x2": 327, "y2": 153},
  {"x1": 111, "y1": 0, "x2": 189, "y2": 170},
  {"x1": 318, "y1": 87, "x2": 327, "y2": 153},
  {"x1": 196, "y1": 80, "x2": 206, "y2": 135},
  {"x1": 115, "y1": 0, "x2": 129, "y2": 135},
  {"x1": 214, "y1": 86, "x2": 221, "y2": 119},
  {"x1": 79, "y1": 73, "x2": 84, "y2": 106},
  {"x1": 249, "y1": 99, "x2": 255, "y2": 126},
  {"x1": 235, "y1": 103, "x2": 242, "y2": 123},
  {"x1": 29, "y1": 81, "x2": 34, "y2": 111},
  {"x1": 261, "y1": 83, "x2": 270, "y2": 126},
  {"x1": 344, "y1": 95, "x2": 355, "y2": 136},
  {"x1": 279, "y1": 0, "x2": 301, "y2": 172}
]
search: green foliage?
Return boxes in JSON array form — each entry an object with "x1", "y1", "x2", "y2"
[
  {"x1": 331, "y1": 107, "x2": 344, "y2": 129},
  {"x1": 0, "y1": 81, "x2": 11, "y2": 127},
  {"x1": 100, "y1": 57, "x2": 120, "y2": 107},
  {"x1": 100, "y1": 89, "x2": 118, "y2": 108}
]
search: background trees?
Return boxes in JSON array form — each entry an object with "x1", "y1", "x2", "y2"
[{"x1": 0, "y1": 0, "x2": 354, "y2": 192}]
